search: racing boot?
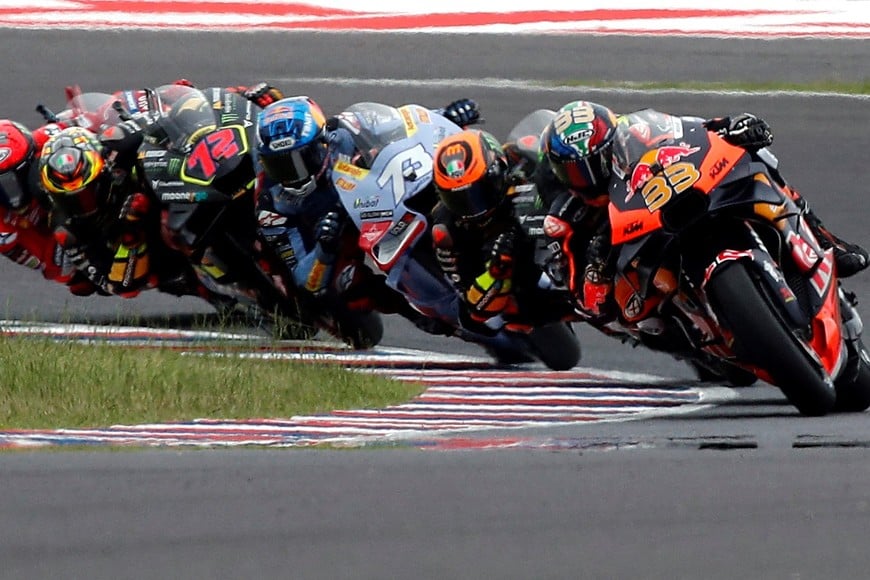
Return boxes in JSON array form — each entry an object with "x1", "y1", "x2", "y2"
[{"x1": 795, "y1": 195, "x2": 869, "y2": 278}]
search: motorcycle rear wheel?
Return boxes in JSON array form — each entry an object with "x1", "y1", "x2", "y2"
[
  {"x1": 834, "y1": 338, "x2": 870, "y2": 412},
  {"x1": 706, "y1": 263, "x2": 836, "y2": 416},
  {"x1": 525, "y1": 322, "x2": 582, "y2": 371},
  {"x1": 333, "y1": 310, "x2": 384, "y2": 350}
]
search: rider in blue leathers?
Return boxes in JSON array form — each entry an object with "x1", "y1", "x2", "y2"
[{"x1": 254, "y1": 95, "x2": 482, "y2": 323}]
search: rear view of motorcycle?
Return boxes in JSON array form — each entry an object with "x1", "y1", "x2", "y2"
[
  {"x1": 330, "y1": 102, "x2": 580, "y2": 370},
  {"x1": 600, "y1": 109, "x2": 869, "y2": 416}
]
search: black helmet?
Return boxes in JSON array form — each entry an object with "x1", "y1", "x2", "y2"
[
  {"x1": 541, "y1": 100, "x2": 618, "y2": 204},
  {"x1": 165, "y1": 89, "x2": 217, "y2": 150},
  {"x1": 433, "y1": 129, "x2": 508, "y2": 222}
]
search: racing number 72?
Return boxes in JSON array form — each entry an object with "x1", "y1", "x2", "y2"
[{"x1": 182, "y1": 126, "x2": 248, "y2": 185}]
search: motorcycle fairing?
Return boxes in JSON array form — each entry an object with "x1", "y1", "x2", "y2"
[
  {"x1": 610, "y1": 130, "x2": 748, "y2": 245},
  {"x1": 333, "y1": 103, "x2": 461, "y2": 278},
  {"x1": 370, "y1": 213, "x2": 427, "y2": 272},
  {"x1": 334, "y1": 128, "x2": 440, "y2": 225},
  {"x1": 505, "y1": 109, "x2": 556, "y2": 146}
]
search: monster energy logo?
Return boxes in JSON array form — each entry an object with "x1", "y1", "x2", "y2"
[
  {"x1": 221, "y1": 114, "x2": 240, "y2": 124},
  {"x1": 167, "y1": 157, "x2": 182, "y2": 176}
]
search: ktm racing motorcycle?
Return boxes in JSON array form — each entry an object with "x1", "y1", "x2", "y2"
[
  {"x1": 329, "y1": 102, "x2": 581, "y2": 370},
  {"x1": 599, "y1": 109, "x2": 870, "y2": 416}
]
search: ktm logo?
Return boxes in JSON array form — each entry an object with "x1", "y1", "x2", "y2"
[
  {"x1": 709, "y1": 157, "x2": 730, "y2": 179},
  {"x1": 623, "y1": 221, "x2": 643, "y2": 235}
]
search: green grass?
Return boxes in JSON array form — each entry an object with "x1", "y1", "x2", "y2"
[
  {"x1": 553, "y1": 79, "x2": 870, "y2": 95},
  {"x1": 0, "y1": 335, "x2": 423, "y2": 430}
]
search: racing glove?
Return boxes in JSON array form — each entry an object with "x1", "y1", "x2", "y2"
[
  {"x1": 242, "y1": 82, "x2": 285, "y2": 108},
  {"x1": 119, "y1": 192, "x2": 151, "y2": 223},
  {"x1": 577, "y1": 232, "x2": 615, "y2": 322},
  {"x1": 488, "y1": 230, "x2": 516, "y2": 280},
  {"x1": 315, "y1": 211, "x2": 343, "y2": 254},
  {"x1": 441, "y1": 98, "x2": 481, "y2": 128},
  {"x1": 705, "y1": 113, "x2": 773, "y2": 151}
]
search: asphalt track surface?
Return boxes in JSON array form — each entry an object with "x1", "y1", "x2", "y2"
[{"x1": 1, "y1": 30, "x2": 869, "y2": 579}]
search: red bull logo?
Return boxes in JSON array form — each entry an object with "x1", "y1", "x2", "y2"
[{"x1": 627, "y1": 145, "x2": 700, "y2": 202}]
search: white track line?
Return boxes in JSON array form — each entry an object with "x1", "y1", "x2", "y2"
[{"x1": 276, "y1": 76, "x2": 870, "y2": 101}]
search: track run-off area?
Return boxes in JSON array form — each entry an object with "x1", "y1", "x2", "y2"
[
  {"x1": 1, "y1": 0, "x2": 869, "y2": 37},
  {"x1": 0, "y1": 323, "x2": 734, "y2": 449}
]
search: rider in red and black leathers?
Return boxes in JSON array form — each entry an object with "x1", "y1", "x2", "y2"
[{"x1": 0, "y1": 119, "x2": 103, "y2": 295}]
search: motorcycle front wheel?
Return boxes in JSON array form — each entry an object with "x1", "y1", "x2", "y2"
[{"x1": 706, "y1": 262, "x2": 836, "y2": 416}]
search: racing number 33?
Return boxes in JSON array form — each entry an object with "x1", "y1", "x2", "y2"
[{"x1": 642, "y1": 162, "x2": 700, "y2": 212}]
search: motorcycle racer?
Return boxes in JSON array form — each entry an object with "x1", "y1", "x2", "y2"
[
  {"x1": 37, "y1": 125, "x2": 157, "y2": 298},
  {"x1": 254, "y1": 95, "x2": 483, "y2": 326},
  {"x1": 27, "y1": 80, "x2": 285, "y2": 301},
  {"x1": 0, "y1": 119, "x2": 105, "y2": 295},
  {"x1": 430, "y1": 128, "x2": 571, "y2": 333},
  {"x1": 537, "y1": 101, "x2": 869, "y2": 323}
]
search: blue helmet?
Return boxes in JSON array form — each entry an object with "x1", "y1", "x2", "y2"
[{"x1": 256, "y1": 96, "x2": 328, "y2": 196}]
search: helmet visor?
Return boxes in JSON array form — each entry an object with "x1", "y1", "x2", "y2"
[
  {"x1": 552, "y1": 155, "x2": 607, "y2": 193},
  {"x1": 50, "y1": 175, "x2": 107, "y2": 219},
  {"x1": 262, "y1": 144, "x2": 325, "y2": 188},
  {"x1": 439, "y1": 177, "x2": 504, "y2": 221}
]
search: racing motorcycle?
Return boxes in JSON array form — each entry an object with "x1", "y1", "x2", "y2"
[
  {"x1": 329, "y1": 102, "x2": 581, "y2": 370},
  {"x1": 46, "y1": 85, "x2": 383, "y2": 348},
  {"x1": 598, "y1": 109, "x2": 869, "y2": 416},
  {"x1": 508, "y1": 107, "x2": 870, "y2": 415}
]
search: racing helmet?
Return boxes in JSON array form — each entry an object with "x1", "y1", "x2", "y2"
[
  {"x1": 433, "y1": 129, "x2": 508, "y2": 222},
  {"x1": 541, "y1": 100, "x2": 618, "y2": 204},
  {"x1": 0, "y1": 120, "x2": 37, "y2": 210},
  {"x1": 38, "y1": 126, "x2": 108, "y2": 219},
  {"x1": 165, "y1": 89, "x2": 216, "y2": 149},
  {"x1": 256, "y1": 96, "x2": 328, "y2": 196}
]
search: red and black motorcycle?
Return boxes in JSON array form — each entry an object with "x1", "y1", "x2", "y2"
[{"x1": 601, "y1": 108, "x2": 869, "y2": 416}]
